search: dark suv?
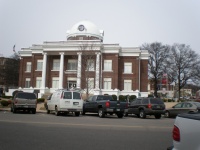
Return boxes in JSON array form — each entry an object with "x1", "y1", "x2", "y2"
[{"x1": 126, "y1": 98, "x2": 165, "y2": 119}]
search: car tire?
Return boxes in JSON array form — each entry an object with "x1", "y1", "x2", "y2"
[
  {"x1": 47, "y1": 109, "x2": 50, "y2": 114},
  {"x1": 10, "y1": 107, "x2": 13, "y2": 112},
  {"x1": 124, "y1": 112, "x2": 128, "y2": 117},
  {"x1": 13, "y1": 107, "x2": 16, "y2": 113},
  {"x1": 165, "y1": 111, "x2": 170, "y2": 118},
  {"x1": 155, "y1": 114, "x2": 161, "y2": 119},
  {"x1": 98, "y1": 109, "x2": 105, "y2": 118},
  {"x1": 32, "y1": 109, "x2": 36, "y2": 114},
  {"x1": 55, "y1": 107, "x2": 60, "y2": 116},
  {"x1": 75, "y1": 112, "x2": 80, "y2": 116},
  {"x1": 82, "y1": 109, "x2": 86, "y2": 115},
  {"x1": 139, "y1": 110, "x2": 146, "y2": 119},
  {"x1": 117, "y1": 113, "x2": 124, "y2": 118}
]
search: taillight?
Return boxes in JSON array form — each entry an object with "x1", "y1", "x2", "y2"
[
  {"x1": 60, "y1": 92, "x2": 64, "y2": 99},
  {"x1": 148, "y1": 104, "x2": 152, "y2": 108},
  {"x1": 105, "y1": 101, "x2": 110, "y2": 108},
  {"x1": 173, "y1": 125, "x2": 180, "y2": 142}
]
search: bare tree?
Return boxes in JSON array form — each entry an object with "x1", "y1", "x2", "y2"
[
  {"x1": 77, "y1": 42, "x2": 101, "y2": 98},
  {"x1": 142, "y1": 42, "x2": 170, "y2": 97},
  {"x1": 166, "y1": 43, "x2": 200, "y2": 99}
]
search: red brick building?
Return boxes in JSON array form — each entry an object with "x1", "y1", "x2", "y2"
[{"x1": 18, "y1": 20, "x2": 149, "y2": 98}]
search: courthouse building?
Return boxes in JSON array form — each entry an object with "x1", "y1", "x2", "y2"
[{"x1": 17, "y1": 20, "x2": 149, "y2": 98}]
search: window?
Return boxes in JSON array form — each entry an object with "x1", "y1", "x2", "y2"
[
  {"x1": 53, "y1": 59, "x2": 60, "y2": 70},
  {"x1": 104, "y1": 78, "x2": 112, "y2": 89},
  {"x1": 124, "y1": 62, "x2": 132, "y2": 73},
  {"x1": 124, "y1": 80, "x2": 132, "y2": 90},
  {"x1": 67, "y1": 78, "x2": 77, "y2": 89},
  {"x1": 87, "y1": 59, "x2": 95, "y2": 71},
  {"x1": 52, "y1": 77, "x2": 59, "y2": 88},
  {"x1": 36, "y1": 77, "x2": 42, "y2": 88},
  {"x1": 25, "y1": 78, "x2": 31, "y2": 88},
  {"x1": 87, "y1": 78, "x2": 94, "y2": 89},
  {"x1": 26, "y1": 62, "x2": 31, "y2": 72},
  {"x1": 67, "y1": 59, "x2": 78, "y2": 70},
  {"x1": 37, "y1": 60, "x2": 43, "y2": 71},
  {"x1": 104, "y1": 60, "x2": 112, "y2": 71}
]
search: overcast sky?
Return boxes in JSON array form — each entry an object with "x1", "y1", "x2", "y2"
[{"x1": 0, "y1": 0, "x2": 200, "y2": 57}]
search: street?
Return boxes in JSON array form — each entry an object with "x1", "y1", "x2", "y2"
[{"x1": 0, "y1": 111, "x2": 174, "y2": 150}]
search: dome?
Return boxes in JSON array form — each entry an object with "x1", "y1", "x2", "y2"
[{"x1": 66, "y1": 20, "x2": 104, "y2": 40}]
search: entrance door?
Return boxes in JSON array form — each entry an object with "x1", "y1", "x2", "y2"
[{"x1": 67, "y1": 81, "x2": 77, "y2": 89}]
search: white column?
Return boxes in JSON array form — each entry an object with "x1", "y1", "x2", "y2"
[
  {"x1": 59, "y1": 52, "x2": 64, "y2": 89},
  {"x1": 41, "y1": 53, "x2": 47, "y2": 89},
  {"x1": 77, "y1": 52, "x2": 82, "y2": 89},
  {"x1": 95, "y1": 52, "x2": 100, "y2": 89}
]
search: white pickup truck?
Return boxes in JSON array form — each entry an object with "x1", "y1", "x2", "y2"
[{"x1": 168, "y1": 112, "x2": 200, "y2": 150}]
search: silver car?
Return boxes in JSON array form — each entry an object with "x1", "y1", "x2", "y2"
[{"x1": 165, "y1": 102, "x2": 200, "y2": 118}]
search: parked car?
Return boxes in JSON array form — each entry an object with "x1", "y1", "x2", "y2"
[
  {"x1": 167, "y1": 112, "x2": 200, "y2": 150},
  {"x1": 11, "y1": 92, "x2": 37, "y2": 114},
  {"x1": 165, "y1": 102, "x2": 200, "y2": 118},
  {"x1": 46, "y1": 89, "x2": 83, "y2": 116},
  {"x1": 82, "y1": 95, "x2": 128, "y2": 118},
  {"x1": 126, "y1": 97, "x2": 165, "y2": 119}
]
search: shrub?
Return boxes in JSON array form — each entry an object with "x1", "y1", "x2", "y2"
[
  {"x1": 1, "y1": 100, "x2": 9, "y2": 106},
  {"x1": 119, "y1": 95, "x2": 126, "y2": 101},
  {"x1": 2, "y1": 96, "x2": 12, "y2": 99},
  {"x1": 37, "y1": 98, "x2": 45, "y2": 103},
  {"x1": 129, "y1": 95, "x2": 136, "y2": 102},
  {"x1": 112, "y1": 95, "x2": 117, "y2": 100}
]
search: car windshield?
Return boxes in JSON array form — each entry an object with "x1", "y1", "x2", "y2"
[
  {"x1": 150, "y1": 98, "x2": 164, "y2": 104},
  {"x1": 16, "y1": 93, "x2": 36, "y2": 99}
]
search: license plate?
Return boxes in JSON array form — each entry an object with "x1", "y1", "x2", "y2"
[
  {"x1": 73, "y1": 102, "x2": 79, "y2": 105},
  {"x1": 117, "y1": 109, "x2": 120, "y2": 111},
  {"x1": 157, "y1": 106, "x2": 160, "y2": 108},
  {"x1": 23, "y1": 106, "x2": 28, "y2": 108}
]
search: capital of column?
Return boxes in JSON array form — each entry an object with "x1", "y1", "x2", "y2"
[
  {"x1": 59, "y1": 52, "x2": 64, "y2": 55},
  {"x1": 77, "y1": 52, "x2": 82, "y2": 55},
  {"x1": 43, "y1": 52, "x2": 47, "y2": 55},
  {"x1": 95, "y1": 52, "x2": 101, "y2": 55}
]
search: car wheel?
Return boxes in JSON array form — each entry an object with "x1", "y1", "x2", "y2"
[
  {"x1": 117, "y1": 113, "x2": 124, "y2": 118},
  {"x1": 98, "y1": 109, "x2": 105, "y2": 118},
  {"x1": 124, "y1": 112, "x2": 128, "y2": 117},
  {"x1": 13, "y1": 107, "x2": 16, "y2": 113},
  {"x1": 10, "y1": 107, "x2": 13, "y2": 112},
  {"x1": 55, "y1": 107, "x2": 60, "y2": 116},
  {"x1": 82, "y1": 108, "x2": 86, "y2": 115},
  {"x1": 32, "y1": 109, "x2": 36, "y2": 114},
  {"x1": 47, "y1": 109, "x2": 50, "y2": 114},
  {"x1": 155, "y1": 114, "x2": 161, "y2": 119},
  {"x1": 75, "y1": 112, "x2": 80, "y2": 116},
  {"x1": 165, "y1": 111, "x2": 170, "y2": 118},
  {"x1": 139, "y1": 110, "x2": 146, "y2": 119}
]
